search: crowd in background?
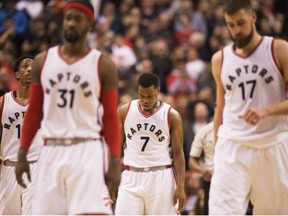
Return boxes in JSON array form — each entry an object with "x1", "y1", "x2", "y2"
[{"x1": 0, "y1": 0, "x2": 287, "y2": 214}]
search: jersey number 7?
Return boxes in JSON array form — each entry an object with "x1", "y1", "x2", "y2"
[{"x1": 140, "y1": 136, "x2": 150, "y2": 152}]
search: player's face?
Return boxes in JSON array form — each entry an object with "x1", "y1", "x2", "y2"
[
  {"x1": 138, "y1": 85, "x2": 159, "y2": 112},
  {"x1": 225, "y1": 9, "x2": 256, "y2": 48},
  {"x1": 63, "y1": 9, "x2": 92, "y2": 43},
  {"x1": 16, "y1": 58, "x2": 33, "y2": 86}
]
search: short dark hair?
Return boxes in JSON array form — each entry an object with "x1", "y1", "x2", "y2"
[
  {"x1": 66, "y1": 0, "x2": 94, "y2": 14},
  {"x1": 138, "y1": 73, "x2": 160, "y2": 88},
  {"x1": 13, "y1": 55, "x2": 34, "y2": 72},
  {"x1": 223, "y1": 0, "x2": 252, "y2": 15}
]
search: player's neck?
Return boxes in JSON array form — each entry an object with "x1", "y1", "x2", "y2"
[
  {"x1": 141, "y1": 100, "x2": 161, "y2": 115},
  {"x1": 15, "y1": 86, "x2": 29, "y2": 105},
  {"x1": 234, "y1": 33, "x2": 262, "y2": 57},
  {"x1": 61, "y1": 40, "x2": 90, "y2": 60}
]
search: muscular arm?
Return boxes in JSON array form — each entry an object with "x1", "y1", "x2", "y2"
[
  {"x1": 263, "y1": 39, "x2": 288, "y2": 115},
  {"x1": 170, "y1": 108, "x2": 186, "y2": 211},
  {"x1": 211, "y1": 51, "x2": 224, "y2": 144},
  {"x1": 99, "y1": 54, "x2": 121, "y2": 201},
  {"x1": 0, "y1": 96, "x2": 4, "y2": 145},
  {"x1": 118, "y1": 103, "x2": 129, "y2": 157},
  {"x1": 99, "y1": 54, "x2": 120, "y2": 156}
]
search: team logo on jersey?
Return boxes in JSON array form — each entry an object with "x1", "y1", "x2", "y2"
[
  {"x1": 126, "y1": 123, "x2": 165, "y2": 142},
  {"x1": 44, "y1": 72, "x2": 92, "y2": 97},
  {"x1": 3, "y1": 111, "x2": 25, "y2": 129},
  {"x1": 225, "y1": 65, "x2": 274, "y2": 91}
]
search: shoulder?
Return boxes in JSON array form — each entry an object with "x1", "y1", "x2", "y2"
[
  {"x1": 199, "y1": 122, "x2": 214, "y2": 134},
  {"x1": 271, "y1": 38, "x2": 288, "y2": 55},
  {"x1": 99, "y1": 54, "x2": 116, "y2": 72},
  {"x1": 34, "y1": 51, "x2": 48, "y2": 65},
  {"x1": 272, "y1": 38, "x2": 288, "y2": 70},
  {"x1": 98, "y1": 53, "x2": 118, "y2": 90},
  {"x1": 0, "y1": 95, "x2": 5, "y2": 111},
  {"x1": 118, "y1": 101, "x2": 133, "y2": 121},
  {"x1": 211, "y1": 50, "x2": 223, "y2": 67},
  {"x1": 169, "y1": 107, "x2": 182, "y2": 123}
]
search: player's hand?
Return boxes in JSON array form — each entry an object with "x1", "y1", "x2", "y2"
[
  {"x1": 239, "y1": 107, "x2": 268, "y2": 125},
  {"x1": 105, "y1": 156, "x2": 121, "y2": 202},
  {"x1": 15, "y1": 148, "x2": 30, "y2": 188},
  {"x1": 202, "y1": 169, "x2": 213, "y2": 181},
  {"x1": 173, "y1": 186, "x2": 186, "y2": 212}
]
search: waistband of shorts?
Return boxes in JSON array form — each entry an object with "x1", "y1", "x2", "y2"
[
  {"x1": 45, "y1": 138, "x2": 99, "y2": 146},
  {"x1": 3, "y1": 159, "x2": 37, "y2": 167},
  {"x1": 125, "y1": 165, "x2": 172, "y2": 172}
]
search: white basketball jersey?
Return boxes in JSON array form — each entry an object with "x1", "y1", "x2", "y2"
[
  {"x1": 41, "y1": 46, "x2": 103, "y2": 139},
  {"x1": 123, "y1": 100, "x2": 172, "y2": 167},
  {"x1": 0, "y1": 92, "x2": 41, "y2": 161},
  {"x1": 219, "y1": 36, "x2": 288, "y2": 146}
]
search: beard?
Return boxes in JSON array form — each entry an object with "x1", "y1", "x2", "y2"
[
  {"x1": 63, "y1": 29, "x2": 81, "y2": 43},
  {"x1": 231, "y1": 26, "x2": 254, "y2": 48}
]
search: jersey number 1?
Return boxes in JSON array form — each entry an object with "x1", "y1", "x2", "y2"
[{"x1": 16, "y1": 124, "x2": 21, "y2": 139}]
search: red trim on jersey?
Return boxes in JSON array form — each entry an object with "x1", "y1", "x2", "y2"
[
  {"x1": 101, "y1": 90, "x2": 120, "y2": 156},
  {"x1": 11, "y1": 91, "x2": 28, "y2": 107},
  {"x1": 167, "y1": 106, "x2": 172, "y2": 130},
  {"x1": 57, "y1": 46, "x2": 92, "y2": 65},
  {"x1": 220, "y1": 48, "x2": 224, "y2": 77},
  {"x1": 0, "y1": 95, "x2": 5, "y2": 126},
  {"x1": 102, "y1": 140, "x2": 106, "y2": 178},
  {"x1": 271, "y1": 38, "x2": 283, "y2": 76},
  {"x1": 20, "y1": 84, "x2": 43, "y2": 149},
  {"x1": 232, "y1": 37, "x2": 264, "y2": 59},
  {"x1": 123, "y1": 101, "x2": 131, "y2": 124},
  {"x1": 137, "y1": 100, "x2": 164, "y2": 118},
  {"x1": 40, "y1": 50, "x2": 48, "y2": 75},
  {"x1": 97, "y1": 54, "x2": 103, "y2": 136},
  {"x1": 97, "y1": 53, "x2": 102, "y2": 96}
]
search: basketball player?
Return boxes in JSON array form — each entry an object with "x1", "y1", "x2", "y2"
[
  {"x1": 15, "y1": 0, "x2": 121, "y2": 214},
  {"x1": 210, "y1": 0, "x2": 288, "y2": 214},
  {"x1": 0, "y1": 55, "x2": 42, "y2": 214},
  {"x1": 115, "y1": 73, "x2": 186, "y2": 215}
]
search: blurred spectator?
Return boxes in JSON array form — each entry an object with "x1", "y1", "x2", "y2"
[
  {"x1": 15, "y1": 0, "x2": 44, "y2": 19},
  {"x1": 150, "y1": 39, "x2": 173, "y2": 93},
  {"x1": 0, "y1": 17, "x2": 15, "y2": 47},
  {"x1": 188, "y1": 31, "x2": 209, "y2": 61},
  {"x1": 111, "y1": 34, "x2": 137, "y2": 77},
  {"x1": 88, "y1": 16, "x2": 114, "y2": 50},
  {"x1": 0, "y1": 0, "x2": 28, "y2": 35},
  {"x1": 100, "y1": 1, "x2": 123, "y2": 34},
  {"x1": 166, "y1": 59, "x2": 197, "y2": 97},
  {"x1": 174, "y1": 0, "x2": 208, "y2": 39},
  {"x1": 133, "y1": 35, "x2": 149, "y2": 60},
  {"x1": 140, "y1": 0, "x2": 157, "y2": 26},
  {"x1": 174, "y1": 14, "x2": 197, "y2": 45},
  {"x1": 0, "y1": 65, "x2": 11, "y2": 96},
  {"x1": 185, "y1": 46, "x2": 206, "y2": 82}
]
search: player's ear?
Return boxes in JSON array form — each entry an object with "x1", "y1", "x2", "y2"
[
  {"x1": 252, "y1": 11, "x2": 257, "y2": 24},
  {"x1": 15, "y1": 71, "x2": 20, "y2": 80}
]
